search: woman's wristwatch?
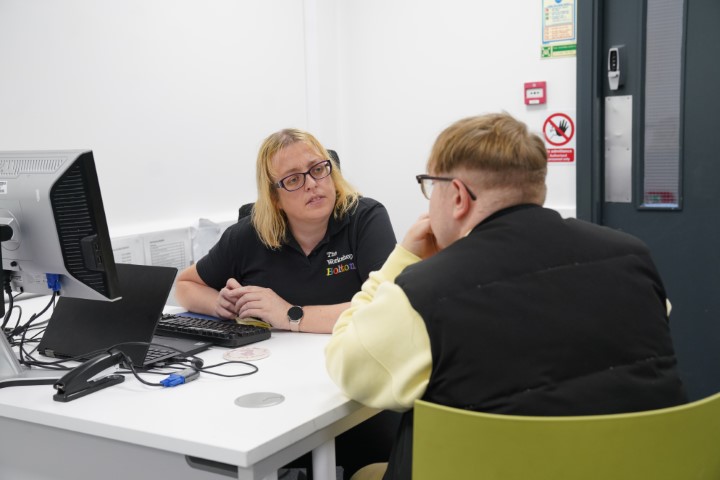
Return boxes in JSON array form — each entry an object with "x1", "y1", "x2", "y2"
[{"x1": 287, "y1": 305, "x2": 304, "y2": 332}]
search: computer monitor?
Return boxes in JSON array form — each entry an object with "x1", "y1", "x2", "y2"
[{"x1": 0, "y1": 149, "x2": 120, "y2": 388}]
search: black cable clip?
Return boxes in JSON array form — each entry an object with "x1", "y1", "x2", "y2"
[{"x1": 53, "y1": 349, "x2": 125, "y2": 402}]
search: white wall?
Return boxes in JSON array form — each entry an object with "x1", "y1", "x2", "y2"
[
  {"x1": 0, "y1": 0, "x2": 309, "y2": 237},
  {"x1": 334, "y1": 0, "x2": 577, "y2": 237},
  {"x1": 0, "y1": 0, "x2": 576, "y2": 246}
]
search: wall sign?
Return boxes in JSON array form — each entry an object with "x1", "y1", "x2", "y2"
[
  {"x1": 543, "y1": 112, "x2": 576, "y2": 163},
  {"x1": 541, "y1": 0, "x2": 577, "y2": 59}
]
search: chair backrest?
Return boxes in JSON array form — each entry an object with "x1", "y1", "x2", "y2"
[
  {"x1": 412, "y1": 393, "x2": 720, "y2": 480},
  {"x1": 238, "y1": 149, "x2": 340, "y2": 221}
]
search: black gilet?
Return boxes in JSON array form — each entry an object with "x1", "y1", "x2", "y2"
[{"x1": 383, "y1": 205, "x2": 687, "y2": 480}]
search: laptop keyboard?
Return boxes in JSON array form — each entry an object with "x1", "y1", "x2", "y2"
[
  {"x1": 157, "y1": 314, "x2": 271, "y2": 348},
  {"x1": 144, "y1": 345, "x2": 174, "y2": 363}
]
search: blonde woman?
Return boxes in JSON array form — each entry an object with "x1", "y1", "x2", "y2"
[
  {"x1": 175, "y1": 128, "x2": 400, "y2": 477},
  {"x1": 175, "y1": 128, "x2": 396, "y2": 333}
]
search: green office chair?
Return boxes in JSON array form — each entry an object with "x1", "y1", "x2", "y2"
[{"x1": 412, "y1": 392, "x2": 720, "y2": 480}]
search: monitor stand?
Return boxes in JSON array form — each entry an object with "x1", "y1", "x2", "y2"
[
  {"x1": 1, "y1": 334, "x2": 62, "y2": 389},
  {"x1": 1, "y1": 225, "x2": 63, "y2": 388}
]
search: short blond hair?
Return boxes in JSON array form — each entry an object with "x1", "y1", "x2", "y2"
[
  {"x1": 253, "y1": 128, "x2": 359, "y2": 249},
  {"x1": 428, "y1": 113, "x2": 547, "y2": 202}
]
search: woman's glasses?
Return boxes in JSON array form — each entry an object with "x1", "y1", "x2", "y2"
[{"x1": 275, "y1": 160, "x2": 333, "y2": 192}]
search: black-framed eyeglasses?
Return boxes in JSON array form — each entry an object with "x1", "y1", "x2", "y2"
[
  {"x1": 274, "y1": 160, "x2": 333, "y2": 192},
  {"x1": 415, "y1": 174, "x2": 477, "y2": 201}
]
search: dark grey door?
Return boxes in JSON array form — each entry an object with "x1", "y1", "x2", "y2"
[{"x1": 578, "y1": 0, "x2": 720, "y2": 400}]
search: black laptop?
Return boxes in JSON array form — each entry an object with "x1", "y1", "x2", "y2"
[{"x1": 38, "y1": 263, "x2": 211, "y2": 368}]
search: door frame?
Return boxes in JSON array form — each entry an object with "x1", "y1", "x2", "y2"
[{"x1": 576, "y1": 0, "x2": 603, "y2": 223}]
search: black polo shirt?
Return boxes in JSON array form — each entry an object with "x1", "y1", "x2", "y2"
[{"x1": 196, "y1": 197, "x2": 396, "y2": 306}]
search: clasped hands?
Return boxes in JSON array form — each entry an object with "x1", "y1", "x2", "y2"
[{"x1": 214, "y1": 278, "x2": 291, "y2": 329}]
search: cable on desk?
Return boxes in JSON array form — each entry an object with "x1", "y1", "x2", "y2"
[
  {"x1": 108, "y1": 341, "x2": 260, "y2": 387},
  {"x1": 192, "y1": 360, "x2": 260, "y2": 378},
  {"x1": 2, "y1": 278, "x2": 26, "y2": 334},
  {"x1": 159, "y1": 368, "x2": 200, "y2": 387},
  {"x1": 7, "y1": 309, "x2": 263, "y2": 385},
  {"x1": 14, "y1": 293, "x2": 57, "y2": 366},
  {"x1": 2, "y1": 275, "x2": 14, "y2": 328},
  {"x1": 2, "y1": 291, "x2": 58, "y2": 369}
]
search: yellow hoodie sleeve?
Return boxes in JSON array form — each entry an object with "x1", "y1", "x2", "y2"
[{"x1": 325, "y1": 245, "x2": 432, "y2": 412}]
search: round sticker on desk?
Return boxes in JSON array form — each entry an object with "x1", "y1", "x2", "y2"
[{"x1": 223, "y1": 346, "x2": 270, "y2": 362}]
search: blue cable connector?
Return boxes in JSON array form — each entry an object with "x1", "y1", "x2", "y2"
[
  {"x1": 46, "y1": 273, "x2": 61, "y2": 292},
  {"x1": 160, "y1": 368, "x2": 200, "y2": 387}
]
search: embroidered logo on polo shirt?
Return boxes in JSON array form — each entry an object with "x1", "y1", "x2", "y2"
[{"x1": 325, "y1": 251, "x2": 356, "y2": 276}]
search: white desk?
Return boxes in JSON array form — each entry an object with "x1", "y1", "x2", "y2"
[{"x1": 0, "y1": 298, "x2": 378, "y2": 480}]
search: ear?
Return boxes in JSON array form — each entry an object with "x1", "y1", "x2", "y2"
[
  {"x1": 271, "y1": 190, "x2": 283, "y2": 211},
  {"x1": 451, "y1": 179, "x2": 473, "y2": 220}
]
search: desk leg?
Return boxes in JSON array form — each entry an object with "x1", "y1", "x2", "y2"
[{"x1": 311, "y1": 438, "x2": 336, "y2": 480}]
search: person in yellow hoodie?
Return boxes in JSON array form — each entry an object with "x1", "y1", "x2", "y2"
[{"x1": 325, "y1": 112, "x2": 686, "y2": 480}]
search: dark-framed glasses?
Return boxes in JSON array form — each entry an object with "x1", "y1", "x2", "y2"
[
  {"x1": 415, "y1": 174, "x2": 477, "y2": 201},
  {"x1": 275, "y1": 160, "x2": 333, "y2": 192}
]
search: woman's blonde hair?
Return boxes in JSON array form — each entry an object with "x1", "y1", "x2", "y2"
[
  {"x1": 428, "y1": 112, "x2": 547, "y2": 203},
  {"x1": 252, "y1": 128, "x2": 359, "y2": 249}
]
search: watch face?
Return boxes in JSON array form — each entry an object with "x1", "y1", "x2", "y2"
[{"x1": 288, "y1": 306, "x2": 304, "y2": 321}]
